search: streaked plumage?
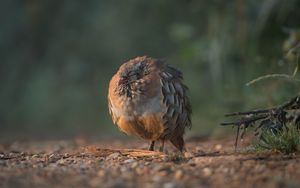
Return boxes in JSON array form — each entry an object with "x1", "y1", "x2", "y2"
[{"x1": 108, "y1": 56, "x2": 191, "y2": 152}]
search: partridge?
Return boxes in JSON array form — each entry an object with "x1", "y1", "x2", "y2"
[{"x1": 108, "y1": 56, "x2": 191, "y2": 152}]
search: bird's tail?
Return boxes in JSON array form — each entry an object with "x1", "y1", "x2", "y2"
[{"x1": 170, "y1": 136, "x2": 186, "y2": 152}]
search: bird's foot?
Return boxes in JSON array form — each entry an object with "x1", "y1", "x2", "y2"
[{"x1": 148, "y1": 141, "x2": 155, "y2": 151}]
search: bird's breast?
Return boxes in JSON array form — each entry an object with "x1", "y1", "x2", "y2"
[
  {"x1": 109, "y1": 88, "x2": 167, "y2": 140},
  {"x1": 110, "y1": 93, "x2": 164, "y2": 118}
]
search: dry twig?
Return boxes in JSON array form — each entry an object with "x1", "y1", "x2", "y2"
[{"x1": 221, "y1": 95, "x2": 300, "y2": 150}]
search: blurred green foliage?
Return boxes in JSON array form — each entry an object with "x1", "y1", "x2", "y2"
[{"x1": 0, "y1": 0, "x2": 300, "y2": 138}]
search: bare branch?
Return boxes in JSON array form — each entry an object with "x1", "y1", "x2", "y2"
[{"x1": 221, "y1": 95, "x2": 300, "y2": 150}]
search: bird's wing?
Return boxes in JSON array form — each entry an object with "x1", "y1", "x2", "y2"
[{"x1": 160, "y1": 65, "x2": 192, "y2": 137}]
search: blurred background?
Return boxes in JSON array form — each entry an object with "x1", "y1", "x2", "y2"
[{"x1": 0, "y1": 0, "x2": 300, "y2": 140}]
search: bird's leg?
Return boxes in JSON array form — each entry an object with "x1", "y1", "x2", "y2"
[
  {"x1": 159, "y1": 139, "x2": 165, "y2": 152},
  {"x1": 149, "y1": 141, "x2": 155, "y2": 151}
]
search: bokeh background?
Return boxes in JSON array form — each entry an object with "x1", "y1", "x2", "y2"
[{"x1": 1, "y1": 0, "x2": 300, "y2": 140}]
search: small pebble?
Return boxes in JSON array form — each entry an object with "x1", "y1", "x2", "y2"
[
  {"x1": 107, "y1": 153, "x2": 121, "y2": 160},
  {"x1": 89, "y1": 178, "x2": 102, "y2": 187},
  {"x1": 153, "y1": 175, "x2": 163, "y2": 182},
  {"x1": 124, "y1": 158, "x2": 135, "y2": 163},
  {"x1": 131, "y1": 162, "x2": 138, "y2": 168},
  {"x1": 222, "y1": 168, "x2": 229, "y2": 173},
  {"x1": 174, "y1": 170, "x2": 184, "y2": 179},
  {"x1": 159, "y1": 170, "x2": 168, "y2": 176},
  {"x1": 32, "y1": 154, "x2": 39, "y2": 158},
  {"x1": 97, "y1": 170, "x2": 105, "y2": 177},
  {"x1": 63, "y1": 153, "x2": 70, "y2": 158},
  {"x1": 215, "y1": 144, "x2": 222, "y2": 151},
  {"x1": 202, "y1": 167, "x2": 212, "y2": 177},
  {"x1": 58, "y1": 159, "x2": 66, "y2": 165},
  {"x1": 184, "y1": 152, "x2": 194, "y2": 158},
  {"x1": 164, "y1": 182, "x2": 177, "y2": 188}
]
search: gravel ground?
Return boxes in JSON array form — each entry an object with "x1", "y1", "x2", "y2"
[{"x1": 0, "y1": 137, "x2": 300, "y2": 188}]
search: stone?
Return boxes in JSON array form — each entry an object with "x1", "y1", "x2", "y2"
[
  {"x1": 215, "y1": 144, "x2": 222, "y2": 151},
  {"x1": 107, "y1": 153, "x2": 121, "y2": 160},
  {"x1": 163, "y1": 182, "x2": 177, "y2": 188},
  {"x1": 202, "y1": 167, "x2": 212, "y2": 177},
  {"x1": 174, "y1": 170, "x2": 184, "y2": 179},
  {"x1": 124, "y1": 158, "x2": 136, "y2": 163}
]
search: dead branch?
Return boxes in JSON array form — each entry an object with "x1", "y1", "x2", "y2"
[{"x1": 221, "y1": 95, "x2": 300, "y2": 150}]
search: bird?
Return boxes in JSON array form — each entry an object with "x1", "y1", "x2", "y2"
[{"x1": 108, "y1": 56, "x2": 191, "y2": 152}]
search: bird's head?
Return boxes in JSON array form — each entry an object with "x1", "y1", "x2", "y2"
[
  {"x1": 117, "y1": 56, "x2": 150, "y2": 97},
  {"x1": 118, "y1": 57, "x2": 149, "y2": 86}
]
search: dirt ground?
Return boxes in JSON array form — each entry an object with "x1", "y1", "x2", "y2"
[{"x1": 0, "y1": 137, "x2": 300, "y2": 188}]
